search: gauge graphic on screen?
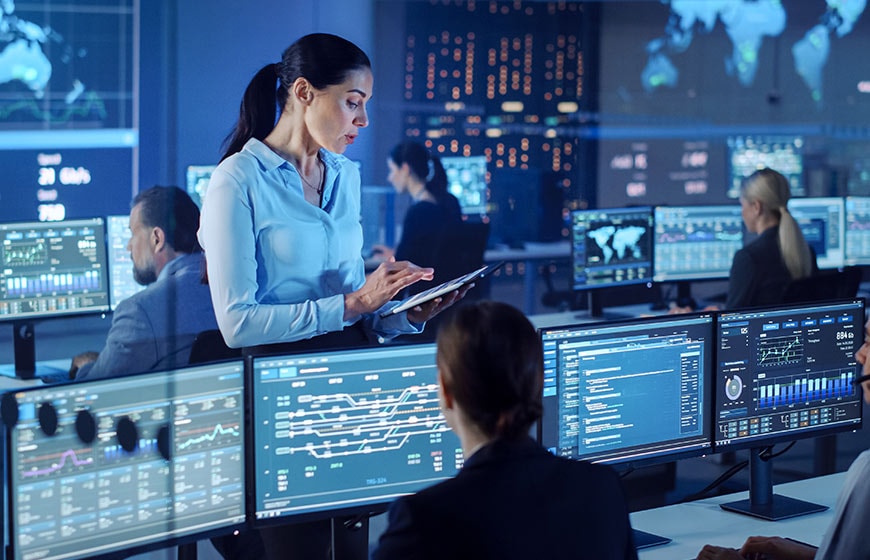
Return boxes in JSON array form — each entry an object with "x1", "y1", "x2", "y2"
[{"x1": 725, "y1": 375, "x2": 743, "y2": 401}]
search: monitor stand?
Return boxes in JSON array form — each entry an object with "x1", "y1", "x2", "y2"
[
  {"x1": 12, "y1": 321, "x2": 36, "y2": 380},
  {"x1": 583, "y1": 291, "x2": 634, "y2": 321},
  {"x1": 720, "y1": 448, "x2": 828, "y2": 521},
  {"x1": 633, "y1": 528, "x2": 672, "y2": 550}
]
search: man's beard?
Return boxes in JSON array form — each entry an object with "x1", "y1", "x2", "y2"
[{"x1": 133, "y1": 264, "x2": 157, "y2": 286}]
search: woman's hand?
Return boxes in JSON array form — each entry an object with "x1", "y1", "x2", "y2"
[
  {"x1": 344, "y1": 259, "x2": 433, "y2": 321},
  {"x1": 406, "y1": 284, "x2": 472, "y2": 324}
]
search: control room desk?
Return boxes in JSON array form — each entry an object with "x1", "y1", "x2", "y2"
[
  {"x1": 484, "y1": 241, "x2": 570, "y2": 315},
  {"x1": 633, "y1": 472, "x2": 845, "y2": 560}
]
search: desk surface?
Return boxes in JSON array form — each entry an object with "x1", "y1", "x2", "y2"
[
  {"x1": 633, "y1": 472, "x2": 845, "y2": 560},
  {"x1": 484, "y1": 240, "x2": 570, "y2": 262}
]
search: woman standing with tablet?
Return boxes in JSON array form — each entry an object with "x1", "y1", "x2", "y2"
[{"x1": 198, "y1": 33, "x2": 461, "y2": 351}]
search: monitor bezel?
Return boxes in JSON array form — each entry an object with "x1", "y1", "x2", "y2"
[
  {"x1": 712, "y1": 298, "x2": 865, "y2": 454},
  {"x1": 538, "y1": 311, "x2": 716, "y2": 471},
  {"x1": 245, "y1": 342, "x2": 460, "y2": 528},
  {"x1": 0, "y1": 217, "x2": 112, "y2": 324},
  {"x1": 4, "y1": 362, "x2": 248, "y2": 560},
  {"x1": 570, "y1": 206, "x2": 655, "y2": 292}
]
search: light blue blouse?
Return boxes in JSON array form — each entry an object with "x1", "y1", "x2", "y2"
[{"x1": 198, "y1": 138, "x2": 418, "y2": 348}]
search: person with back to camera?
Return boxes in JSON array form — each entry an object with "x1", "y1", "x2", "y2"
[
  {"x1": 371, "y1": 140, "x2": 462, "y2": 274},
  {"x1": 372, "y1": 300, "x2": 638, "y2": 560},
  {"x1": 670, "y1": 168, "x2": 818, "y2": 314},
  {"x1": 696, "y1": 318, "x2": 870, "y2": 560},
  {"x1": 198, "y1": 33, "x2": 463, "y2": 353},
  {"x1": 726, "y1": 167, "x2": 817, "y2": 310},
  {"x1": 71, "y1": 186, "x2": 219, "y2": 381}
]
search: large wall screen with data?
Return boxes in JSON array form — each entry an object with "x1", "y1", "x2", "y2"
[
  {"x1": 845, "y1": 196, "x2": 870, "y2": 265},
  {"x1": 250, "y1": 344, "x2": 463, "y2": 523},
  {"x1": 0, "y1": 1, "x2": 138, "y2": 222},
  {"x1": 653, "y1": 205, "x2": 744, "y2": 282},
  {"x1": 727, "y1": 136, "x2": 805, "y2": 200},
  {"x1": 0, "y1": 218, "x2": 109, "y2": 320},
  {"x1": 7, "y1": 361, "x2": 246, "y2": 560},
  {"x1": 441, "y1": 156, "x2": 488, "y2": 218},
  {"x1": 787, "y1": 197, "x2": 845, "y2": 270},
  {"x1": 715, "y1": 300, "x2": 863, "y2": 452},
  {"x1": 571, "y1": 207, "x2": 653, "y2": 290},
  {"x1": 540, "y1": 314, "x2": 714, "y2": 466}
]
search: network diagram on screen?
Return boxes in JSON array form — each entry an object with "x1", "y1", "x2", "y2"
[{"x1": 251, "y1": 344, "x2": 463, "y2": 521}]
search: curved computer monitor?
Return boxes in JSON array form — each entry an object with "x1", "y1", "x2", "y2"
[
  {"x1": 570, "y1": 206, "x2": 654, "y2": 291},
  {"x1": 106, "y1": 214, "x2": 145, "y2": 310},
  {"x1": 0, "y1": 218, "x2": 110, "y2": 377},
  {"x1": 653, "y1": 204, "x2": 744, "y2": 283},
  {"x1": 845, "y1": 196, "x2": 870, "y2": 266},
  {"x1": 0, "y1": 217, "x2": 110, "y2": 321},
  {"x1": 786, "y1": 197, "x2": 845, "y2": 270},
  {"x1": 248, "y1": 343, "x2": 462, "y2": 526},
  {"x1": 714, "y1": 299, "x2": 864, "y2": 520},
  {"x1": 539, "y1": 312, "x2": 714, "y2": 468},
  {"x1": 5, "y1": 360, "x2": 247, "y2": 560},
  {"x1": 714, "y1": 299, "x2": 864, "y2": 453}
]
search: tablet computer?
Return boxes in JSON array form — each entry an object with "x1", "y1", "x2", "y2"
[{"x1": 380, "y1": 261, "x2": 505, "y2": 318}]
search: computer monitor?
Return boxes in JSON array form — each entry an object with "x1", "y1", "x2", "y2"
[
  {"x1": 539, "y1": 313, "x2": 714, "y2": 467},
  {"x1": 249, "y1": 343, "x2": 463, "y2": 525},
  {"x1": 441, "y1": 155, "x2": 488, "y2": 219},
  {"x1": 653, "y1": 205, "x2": 744, "y2": 283},
  {"x1": 539, "y1": 312, "x2": 714, "y2": 549},
  {"x1": 185, "y1": 164, "x2": 217, "y2": 208},
  {"x1": 787, "y1": 197, "x2": 845, "y2": 270},
  {"x1": 845, "y1": 196, "x2": 870, "y2": 266},
  {"x1": 714, "y1": 299, "x2": 864, "y2": 520},
  {"x1": 4, "y1": 360, "x2": 246, "y2": 560},
  {"x1": 106, "y1": 214, "x2": 146, "y2": 310},
  {"x1": 727, "y1": 135, "x2": 804, "y2": 199},
  {"x1": 0, "y1": 218, "x2": 110, "y2": 378},
  {"x1": 570, "y1": 206, "x2": 653, "y2": 292}
]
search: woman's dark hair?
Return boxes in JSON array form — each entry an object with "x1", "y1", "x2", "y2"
[
  {"x1": 436, "y1": 301, "x2": 543, "y2": 440},
  {"x1": 221, "y1": 33, "x2": 371, "y2": 161},
  {"x1": 390, "y1": 141, "x2": 460, "y2": 219},
  {"x1": 132, "y1": 186, "x2": 202, "y2": 254}
]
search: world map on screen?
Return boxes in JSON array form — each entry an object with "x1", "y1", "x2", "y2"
[
  {"x1": 642, "y1": 0, "x2": 867, "y2": 105},
  {"x1": 0, "y1": 0, "x2": 134, "y2": 129},
  {"x1": 588, "y1": 224, "x2": 647, "y2": 264}
]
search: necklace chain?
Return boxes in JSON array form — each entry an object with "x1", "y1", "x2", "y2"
[{"x1": 299, "y1": 158, "x2": 324, "y2": 196}]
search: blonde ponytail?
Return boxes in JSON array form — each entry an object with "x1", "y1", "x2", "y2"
[
  {"x1": 741, "y1": 168, "x2": 814, "y2": 280},
  {"x1": 778, "y1": 206, "x2": 814, "y2": 280}
]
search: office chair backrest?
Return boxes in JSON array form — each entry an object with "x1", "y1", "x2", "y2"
[
  {"x1": 188, "y1": 329, "x2": 241, "y2": 365},
  {"x1": 781, "y1": 266, "x2": 863, "y2": 304}
]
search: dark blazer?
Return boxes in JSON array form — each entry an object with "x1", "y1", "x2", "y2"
[
  {"x1": 726, "y1": 225, "x2": 818, "y2": 310},
  {"x1": 76, "y1": 252, "x2": 219, "y2": 380},
  {"x1": 371, "y1": 437, "x2": 638, "y2": 560}
]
